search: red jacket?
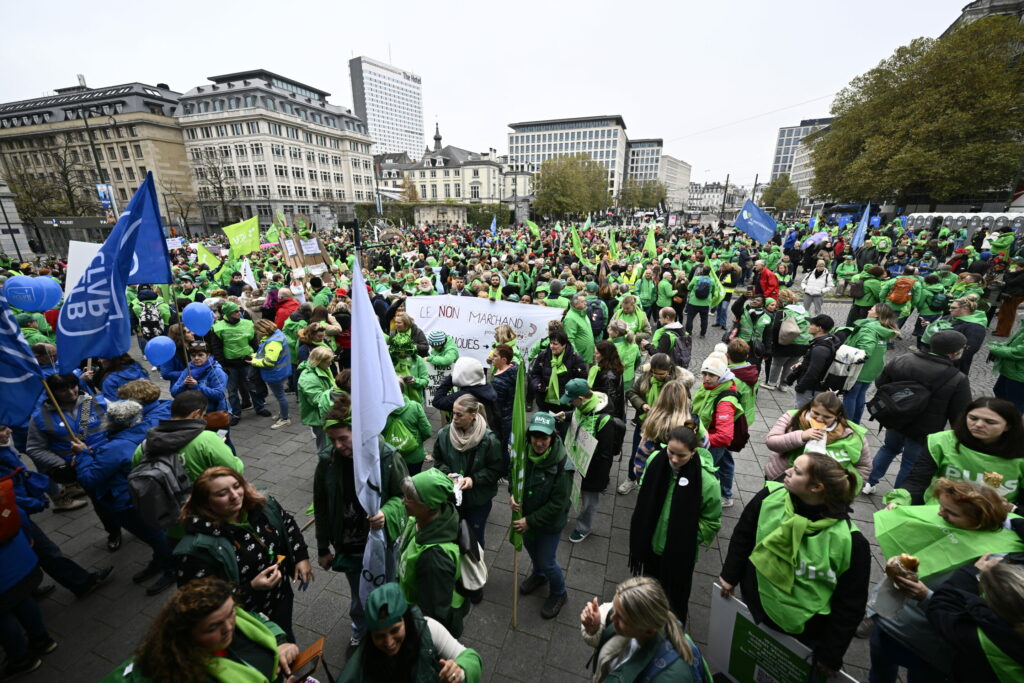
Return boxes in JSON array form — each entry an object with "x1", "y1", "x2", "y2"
[
  {"x1": 274, "y1": 298, "x2": 300, "y2": 329},
  {"x1": 758, "y1": 268, "x2": 780, "y2": 301}
]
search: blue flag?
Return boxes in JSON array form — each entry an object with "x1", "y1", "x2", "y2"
[
  {"x1": 851, "y1": 203, "x2": 871, "y2": 251},
  {"x1": 57, "y1": 173, "x2": 164, "y2": 373},
  {"x1": 0, "y1": 291, "x2": 43, "y2": 425},
  {"x1": 490, "y1": 214, "x2": 497, "y2": 237},
  {"x1": 734, "y1": 200, "x2": 776, "y2": 244},
  {"x1": 126, "y1": 182, "x2": 173, "y2": 285}
]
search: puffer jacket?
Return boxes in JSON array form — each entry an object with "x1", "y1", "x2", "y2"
[{"x1": 100, "y1": 363, "x2": 149, "y2": 402}]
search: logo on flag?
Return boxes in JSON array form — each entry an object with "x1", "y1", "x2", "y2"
[{"x1": 0, "y1": 291, "x2": 43, "y2": 425}]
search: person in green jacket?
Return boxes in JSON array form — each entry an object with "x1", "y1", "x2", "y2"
[
  {"x1": 102, "y1": 577, "x2": 300, "y2": 683},
  {"x1": 308, "y1": 275, "x2": 332, "y2": 309},
  {"x1": 842, "y1": 304, "x2": 901, "y2": 423},
  {"x1": 297, "y1": 346, "x2": 337, "y2": 451},
  {"x1": 636, "y1": 269, "x2": 657, "y2": 318},
  {"x1": 835, "y1": 255, "x2": 859, "y2": 296},
  {"x1": 989, "y1": 323, "x2": 1024, "y2": 411},
  {"x1": 511, "y1": 412, "x2": 572, "y2": 619},
  {"x1": 611, "y1": 294, "x2": 652, "y2": 338},
  {"x1": 629, "y1": 426, "x2": 721, "y2": 623},
  {"x1": 15, "y1": 313, "x2": 52, "y2": 346},
  {"x1": 845, "y1": 265, "x2": 886, "y2": 327},
  {"x1": 581, "y1": 575, "x2": 711, "y2": 683},
  {"x1": 426, "y1": 329, "x2": 460, "y2": 371},
  {"x1": 564, "y1": 294, "x2": 596, "y2": 364},
  {"x1": 315, "y1": 402, "x2": 409, "y2": 649},
  {"x1": 385, "y1": 393, "x2": 433, "y2": 475},
  {"x1": 608, "y1": 320, "x2": 641, "y2": 392},
  {"x1": 340, "y1": 582, "x2": 483, "y2": 683},
  {"x1": 545, "y1": 280, "x2": 570, "y2": 309},
  {"x1": 878, "y1": 266, "x2": 922, "y2": 325},
  {"x1": 211, "y1": 301, "x2": 257, "y2": 422},
  {"x1": 655, "y1": 271, "x2": 675, "y2": 309},
  {"x1": 397, "y1": 469, "x2": 469, "y2": 638}
]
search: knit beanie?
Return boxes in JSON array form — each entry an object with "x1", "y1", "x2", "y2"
[
  {"x1": 427, "y1": 330, "x2": 447, "y2": 346},
  {"x1": 700, "y1": 344, "x2": 730, "y2": 378}
]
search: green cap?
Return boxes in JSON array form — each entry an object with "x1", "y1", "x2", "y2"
[
  {"x1": 559, "y1": 377, "x2": 592, "y2": 404},
  {"x1": 528, "y1": 412, "x2": 557, "y2": 435},
  {"x1": 411, "y1": 468, "x2": 454, "y2": 509},
  {"x1": 364, "y1": 582, "x2": 409, "y2": 632},
  {"x1": 220, "y1": 301, "x2": 240, "y2": 316}
]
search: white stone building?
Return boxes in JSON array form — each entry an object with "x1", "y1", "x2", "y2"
[{"x1": 349, "y1": 56, "x2": 424, "y2": 159}]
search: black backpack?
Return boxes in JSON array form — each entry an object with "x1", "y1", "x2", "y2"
[
  {"x1": 586, "y1": 299, "x2": 606, "y2": 338},
  {"x1": 929, "y1": 290, "x2": 950, "y2": 312},
  {"x1": 849, "y1": 279, "x2": 866, "y2": 299},
  {"x1": 127, "y1": 440, "x2": 192, "y2": 529},
  {"x1": 667, "y1": 330, "x2": 692, "y2": 369},
  {"x1": 138, "y1": 302, "x2": 165, "y2": 340},
  {"x1": 694, "y1": 277, "x2": 711, "y2": 300},
  {"x1": 711, "y1": 389, "x2": 750, "y2": 451},
  {"x1": 866, "y1": 365, "x2": 960, "y2": 430}
]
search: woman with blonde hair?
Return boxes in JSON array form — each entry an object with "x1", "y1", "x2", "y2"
[
  {"x1": 174, "y1": 467, "x2": 312, "y2": 642},
  {"x1": 631, "y1": 379, "x2": 700, "y2": 479},
  {"x1": 298, "y1": 345, "x2": 337, "y2": 451},
  {"x1": 492, "y1": 324, "x2": 523, "y2": 367},
  {"x1": 580, "y1": 575, "x2": 711, "y2": 682}
]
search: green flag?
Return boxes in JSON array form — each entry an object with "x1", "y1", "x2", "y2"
[
  {"x1": 526, "y1": 219, "x2": 540, "y2": 239},
  {"x1": 570, "y1": 223, "x2": 594, "y2": 269},
  {"x1": 508, "y1": 362, "x2": 527, "y2": 551},
  {"x1": 583, "y1": 215, "x2": 591, "y2": 231},
  {"x1": 223, "y1": 216, "x2": 260, "y2": 258},
  {"x1": 705, "y1": 258, "x2": 725, "y2": 308},
  {"x1": 196, "y1": 243, "x2": 222, "y2": 270},
  {"x1": 642, "y1": 222, "x2": 657, "y2": 258},
  {"x1": 266, "y1": 224, "x2": 279, "y2": 243},
  {"x1": 609, "y1": 227, "x2": 619, "y2": 261}
]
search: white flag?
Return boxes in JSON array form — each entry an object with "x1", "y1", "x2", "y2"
[{"x1": 240, "y1": 258, "x2": 258, "y2": 289}]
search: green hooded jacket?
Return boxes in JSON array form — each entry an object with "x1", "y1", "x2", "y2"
[
  {"x1": 989, "y1": 326, "x2": 1024, "y2": 383},
  {"x1": 297, "y1": 360, "x2": 335, "y2": 426},
  {"x1": 845, "y1": 318, "x2": 897, "y2": 383},
  {"x1": 427, "y1": 336, "x2": 460, "y2": 369}
]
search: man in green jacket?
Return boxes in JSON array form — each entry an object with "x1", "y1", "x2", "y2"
[
  {"x1": 315, "y1": 411, "x2": 409, "y2": 648},
  {"x1": 211, "y1": 301, "x2": 259, "y2": 422},
  {"x1": 563, "y1": 294, "x2": 596, "y2": 363},
  {"x1": 845, "y1": 266, "x2": 885, "y2": 327},
  {"x1": 636, "y1": 269, "x2": 657, "y2": 319},
  {"x1": 655, "y1": 271, "x2": 675, "y2": 309},
  {"x1": 426, "y1": 330, "x2": 460, "y2": 370},
  {"x1": 308, "y1": 276, "x2": 333, "y2": 309}
]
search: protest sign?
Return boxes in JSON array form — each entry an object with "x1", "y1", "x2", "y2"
[
  {"x1": 563, "y1": 413, "x2": 597, "y2": 510},
  {"x1": 165, "y1": 237, "x2": 183, "y2": 250},
  {"x1": 707, "y1": 585, "x2": 857, "y2": 683},
  {"x1": 300, "y1": 238, "x2": 321, "y2": 255},
  {"x1": 64, "y1": 240, "x2": 102, "y2": 296}
]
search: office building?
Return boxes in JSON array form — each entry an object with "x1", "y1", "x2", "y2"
[
  {"x1": 349, "y1": 56, "x2": 424, "y2": 158},
  {"x1": 507, "y1": 115, "x2": 629, "y2": 195},
  {"x1": 0, "y1": 79, "x2": 190, "y2": 226},
  {"x1": 176, "y1": 69, "x2": 374, "y2": 229},
  {"x1": 627, "y1": 139, "x2": 663, "y2": 182},
  {"x1": 659, "y1": 155, "x2": 691, "y2": 212},
  {"x1": 770, "y1": 117, "x2": 831, "y2": 180}
]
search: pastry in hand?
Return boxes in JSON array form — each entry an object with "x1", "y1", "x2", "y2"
[
  {"x1": 885, "y1": 553, "x2": 920, "y2": 583},
  {"x1": 982, "y1": 472, "x2": 1005, "y2": 489}
]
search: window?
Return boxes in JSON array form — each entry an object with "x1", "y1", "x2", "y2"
[
  {"x1": 355, "y1": 190, "x2": 363, "y2": 201},
  {"x1": 292, "y1": 167, "x2": 304, "y2": 179},
  {"x1": 323, "y1": 189, "x2": 333, "y2": 199},
  {"x1": 268, "y1": 123, "x2": 282, "y2": 136},
  {"x1": 245, "y1": 96, "x2": 257, "y2": 108},
  {"x1": 430, "y1": 170, "x2": 436, "y2": 178},
  {"x1": 318, "y1": 153, "x2": 328, "y2": 165},
  {"x1": 213, "y1": 100, "x2": 224, "y2": 112},
  {"x1": 296, "y1": 186, "x2": 307, "y2": 198},
  {"x1": 272, "y1": 144, "x2": 285, "y2": 157},
  {"x1": 444, "y1": 184, "x2": 450, "y2": 198},
  {"x1": 443, "y1": 169, "x2": 450, "y2": 177},
  {"x1": 95, "y1": 148, "x2": 104, "y2": 161},
  {"x1": 216, "y1": 125, "x2": 228, "y2": 137},
  {"x1": 303, "y1": 132, "x2": 313, "y2": 143},
  {"x1": 254, "y1": 164, "x2": 266, "y2": 177},
  {"x1": 306, "y1": 151, "x2": 315, "y2": 162},
  {"x1": 279, "y1": 185, "x2": 291, "y2": 197},
  {"x1": 129, "y1": 125, "x2": 138, "y2": 137},
  {"x1": 353, "y1": 175, "x2": 362, "y2": 185},
  {"x1": 311, "y1": 187, "x2": 320, "y2": 198},
  {"x1": 126, "y1": 167, "x2": 135, "y2": 181},
  {"x1": 187, "y1": 129, "x2": 198, "y2": 140},
  {"x1": 472, "y1": 169, "x2": 479, "y2": 178},
  {"x1": 289, "y1": 147, "x2": 301, "y2": 159},
  {"x1": 471, "y1": 185, "x2": 479, "y2": 199},
  {"x1": 242, "y1": 185, "x2": 254, "y2": 197},
  {"x1": 274, "y1": 164, "x2": 288, "y2": 177},
  {"x1": 250, "y1": 142, "x2": 264, "y2": 156},
  {"x1": 231, "y1": 123, "x2": 244, "y2": 136},
  {"x1": 113, "y1": 167, "x2": 123, "y2": 181},
  {"x1": 454, "y1": 169, "x2": 460, "y2": 177},
  {"x1": 235, "y1": 144, "x2": 247, "y2": 157},
  {"x1": 120, "y1": 145, "x2": 131, "y2": 160},
  {"x1": 321, "y1": 171, "x2": 330, "y2": 182},
  {"x1": 333, "y1": 173, "x2": 343, "y2": 183},
  {"x1": 247, "y1": 121, "x2": 260, "y2": 134},
  {"x1": 263, "y1": 97, "x2": 276, "y2": 110},
  {"x1": 331, "y1": 155, "x2": 342, "y2": 166},
  {"x1": 420, "y1": 184, "x2": 427, "y2": 197},
  {"x1": 118, "y1": 188, "x2": 128, "y2": 201},
  {"x1": 201, "y1": 127, "x2": 212, "y2": 139},
  {"x1": 138, "y1": 165, "x2": 146, "y2": 177},
  {"x1": 287, "y1": 127, "x2": 299, "y2": 139},
  {"x1": 228, "y1": 97, "x2": 240, "y2": 110},
  {"x1": 219, "y1": 145, "x2": 230, "y2": 158},
  {"x1": 454, "y1": 184, "x2": 461, "y2": 198},
  {"x1": 239, "y1": 166, "x2": 252, "y2": 178},
  {"x1": 258, "y1": 186, "x2": 270, "y2": 197},
  {"x1": 351, "y1": 159, "x2": 360, "y2": 169},
  {"x1": 430, "y1": 185, "x2": 437, "y2": 199}
]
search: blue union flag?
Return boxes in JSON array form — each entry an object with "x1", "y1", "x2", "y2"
[{"x1": 0, "y1": 291, "x2": 43, "y2": 425}]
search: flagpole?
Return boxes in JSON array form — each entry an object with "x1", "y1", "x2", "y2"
[
  {"x1": 512, "y1": 548, "x2": 519, "y2": 629},
  {"x1": 40, "y1": 379, "x2": 85, "y2": 448}
]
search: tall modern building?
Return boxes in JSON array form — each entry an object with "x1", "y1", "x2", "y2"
[
  {"x1": 0, "y1": 79, "x2": 190, "y2": 225},
  {"x1": 659, "y1": 155, "x2": 692, "y2": 212},
  {"x1": 770, "y1": 117, "x2": 831, "y2": 180},
  {"x1": 507, "y1": 115, "x2": 629, "y2": 195},
  {"x1": 625, "y1": 139, "x2": 691, "y2": 211},
  {"x1": 627, "y1": 139, "x2": 663, "y2": 182},
  {"x1": 349, "y1": 56, "x2": 423, "y2": 158},
  {"x1": 176, "y1": 69, "x2": 374, "y2": 229}
]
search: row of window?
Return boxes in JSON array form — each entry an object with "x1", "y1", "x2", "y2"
[
  {"x1": 511, "y1": 140, "x2": 615, "y2": 156},
  {"x1": 511, "y1": 128, "x2": 618, "y2": 144},
  {"x1": 181, "y1": 95, "x2": 364, "y2": 133},
  {"x1": 184, "y1": 122, "x2": 370, "y2": 154},
  {"x1": 513, "y1": 120, "x2": 619, "y2": 134},
  {"x1": 197, "y1": 185, "x2": 351, "y2": 201},
  {"x1": 188, "y1": 144, "x2": 371, "y2": 169}
]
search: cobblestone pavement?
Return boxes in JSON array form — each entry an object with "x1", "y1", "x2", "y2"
[{"x1": 22, "y1": 297, "x2": 1002, "y2": 682}]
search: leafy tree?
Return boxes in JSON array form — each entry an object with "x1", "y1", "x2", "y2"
[
  {"x1": 402, "y1": 181, "x2": 419, "y2": 202},
  {"x1": 761, "y1": 174, "x2": 800, "y2": 211},
  {"x1": 810, "y1": 15, "x2": 1024, "y2": 207},
  {"x1": 534, "y1": 154, "x2": 608, "y2": 216},
  {"x1": 619, "y1": 179, "x2": 667, "y2": 210},
  {"x1": 2, "y1": 169, "x2": 65, "y2": 221}
]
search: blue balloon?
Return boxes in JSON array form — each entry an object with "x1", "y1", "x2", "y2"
[
  {"x1": 143, "y1": 335, "x2": 177, "y2": 366},
  {"x1": 3, "y1": 275, "x2": 54, "y2": 312},
  {"x1": 37, "y1": 277, "x2": 63, "y2": 311},
  {"x1": 182, "y1": 302, "x2": 215, "y2": 336}
]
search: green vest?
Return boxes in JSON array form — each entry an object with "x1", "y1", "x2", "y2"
[
  {"x1": 754, "y1": 483, "x2": 856, "y2": 634},
  {"x1": 926, "y1": 430, "x2": 1024, "y2": 503},
  {"x1": 978, "y1": 629, "x2": 1024, "y2": 680},
  {"x1": 213, "y1": 318, "x2": 255, "y2": 359},
  {"x1": 396, "y1": 517, "x2": 465, "y2": 610}
]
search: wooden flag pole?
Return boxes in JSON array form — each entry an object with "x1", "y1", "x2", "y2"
[{"x1": 40, "y1": 378, "x2": 85, "y2": 448}]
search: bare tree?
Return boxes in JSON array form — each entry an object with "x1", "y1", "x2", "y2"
[
  {"x1": 158, "y1": 178, "x2": 199, "y2": 237},
  {"x1": 194, "y1": 147, "x2": 241, "y2": 226},
  {"x1": 48, "y1": 133, "x2": 98, "y2": 216}
]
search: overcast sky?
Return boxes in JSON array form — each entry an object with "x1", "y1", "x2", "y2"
[{"x1": 2, "y1": 0, "x2": 965, "y2": 187}]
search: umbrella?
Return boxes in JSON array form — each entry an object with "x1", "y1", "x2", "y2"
[{"x1": 801, "y1": 231, "x2": 829, "y2": 249}]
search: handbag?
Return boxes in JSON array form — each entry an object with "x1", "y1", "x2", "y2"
[
  {"x1": 204, "y1": 411, "x2": 231, "y2": 430},
  {"x1": 456, "y1": 518, "x2": 488, "y2": 592}
]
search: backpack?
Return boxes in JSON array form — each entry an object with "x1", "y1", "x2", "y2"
[
  {"x1": 667, "y1": 330, "x2": 692, "y2": 369},
  {"x1": 865, "y1": 365, "x2": 961, "y2": 430},
  {"x1": 127, "y1": 440, "x2": 192, "y2": 529},
  {"x1": 929, "y1": 290, "x2": 950, "y2": 313},
  {"x1": 382, "y1": 416, "x2": 417, "y2": 455},
  {"x1": 694, "y1": 276, "x2": 711, "y2": 300},
  {"x1": 586, "y1": 299, "x2": 606, "y2": 338},
  {"x1": 887, "y1": 277, "x2": 915, "y2": 305},
  {"x1": 138, "y1": 302, "x2": 165, "y2": 340},
  {"x1": 711, "y1": 389, "x2": 750, "y2": 451},
  {"x1": 849, "y1": 278, "x2": 866, "y2": 299},
  {"x1": 778, "y1": 313, "x2": 802, "y2": 345},
  {"x1": 922, "y1": 317, "x2": 954, "y2": 345},
  {"x1": 823, "y1": 344, "x2": 867, "y2": 393},
  {"x1": 0, "y1": 474, "x2": 22, "y2": 543}
]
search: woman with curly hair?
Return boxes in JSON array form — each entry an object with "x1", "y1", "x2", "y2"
[{"x1": 105, "y1": 577, "x2": 300, "y2": 682}]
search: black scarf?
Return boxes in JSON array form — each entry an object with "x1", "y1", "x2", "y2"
[{"x1": 628, "y1": 448, "x2": 702, "y2": 618}]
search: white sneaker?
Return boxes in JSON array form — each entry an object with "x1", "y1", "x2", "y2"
[
  {"x1": 271, "y1": 418, "x2": 292, "y2": 430},
  {"x1": 721, "y1": 497, "x2": 735, "y2": 508},
  {"x1": 617, "y1": 480, "x2": 637, "y2": 495},
  {"x1": 861, "y1": 483, "x2": 877, "y2": 495}
]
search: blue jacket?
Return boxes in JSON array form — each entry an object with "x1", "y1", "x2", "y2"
[
  {"x1": 253, "y1": 330, "x2": 291, "y2": 382},
  {"x1": 0, "y1": 446, "x2": 49, "y2": 515},
  {"x1": 73, "y1": 421, "x2": 149, "y2": 511},
  {"x1": 170, "y1": 358, "x2": 229, "y2": 413},
  {"x1": 159, "y1": 355, "x2": 188, "y2": 383},
  {"x1": 36, "y1": 366, "x2": 91, "y2": 409},
  {"x1": 0, "y1": 521, "x2": 37, "y2": 593},
  {"x1": 141, "y1": 399, "x2": 172, "y2": 430},
  {"x1": 101, "y1": 363, "x2": 149, "y2": 402}
]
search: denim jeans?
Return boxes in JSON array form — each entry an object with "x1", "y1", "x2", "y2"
[
  {"x1": 256, "y1": 378, "x2": 289, "y2": 419},
  {"x1": 224, "y1": 364, "x2": 253, "y2": 417},
  {"x1": 344, "y1": 567, "x2": 367, "y2": 639},
  {"x1": 794, "y1": 389, "x2": 817, "y2": 410},
  {"x1": 868, "y1": 429, "x2": 927, "y2": 487},
  {"x1": 24, "y1": 518, "x2": 95, "y2": 595},
  {"x1": 574, "y1": 490, "x2": 600, "y2": 535},
  {"x1": 523, "y1": 530, "x2": 566, "y2": 596},
  {"x1": 714, "y1": 298, "x2": 731, "y2": 328},
  {"x1": 768, "y1": 356, "x2": 800, "y2": 386},
  {"x1": 994, "y1": 375, "x2": 1024, "y2": 413},
  {"x1": 0, "y1": 572, "x2": 46, "y2": 663},
  {"x1": 709, "y1": 446, "x2": 734, "y2": 499},
  {"x1": 460, "y1": 502, "x2": 492, "y2": 548},
  {"x1": 684, "y1": 303, "x2": 709, "y2": 336},
  {"x1": 311, "y1": 426, "x2": 325, "y2": 453},
  {"x1": 628, "y1": 422, "x2": 643, "y2": 482},
  {"x1": 843, "y1": 381, "x2": 870, "y2": 424}
]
